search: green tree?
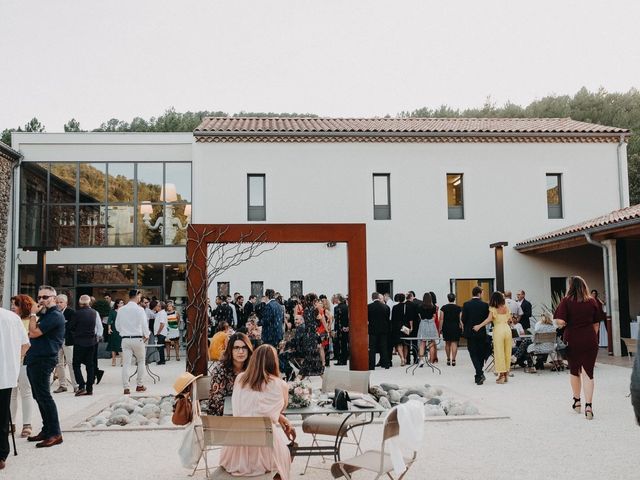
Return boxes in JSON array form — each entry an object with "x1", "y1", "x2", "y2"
[
  {"x1": 63, "y1": 118, "x2": 85, "y2": 132},
  {"x1": 24, "y1": 117, "x2": 45, "y2": 132}
]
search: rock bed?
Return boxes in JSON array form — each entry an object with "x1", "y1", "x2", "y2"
[
  {"x1": 76, "y1": 395, "x2": 175, "y2": 429},
  {"x1": 369, "y1": 383, "x2": 479, "y2": 417}
]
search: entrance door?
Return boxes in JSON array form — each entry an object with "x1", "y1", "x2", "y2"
[{"x1": 450, "y1": 278, "x2": 493, "y2": 306}]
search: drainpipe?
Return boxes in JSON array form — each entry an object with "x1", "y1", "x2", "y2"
[
  {"x1": 9, "y1": 154, "x2": 23, "y2": 301},
  {"x1": 584, "y1": 232, "x2": 612, "y2": 354},
  {"x1": 617, "y1": 134, "x2": 628, "y2": 209}
]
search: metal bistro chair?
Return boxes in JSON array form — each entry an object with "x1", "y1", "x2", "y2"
[
  {"x1": 331, "y1": 408, "x2": 417, "y2": 480},
  {"x1": 189, "y1": 376, "x2": 212, "y2": 477},
  {"x1": 301, "y1": 370, "x2": 371, "y2": 474},
  {"x1": 197, "y1": 416, "x2": 277, "y2": 480}
]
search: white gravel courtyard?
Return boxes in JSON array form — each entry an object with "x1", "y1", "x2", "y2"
[{"x1": 4, "y1": 351, "x2": 637, "y2": 479}]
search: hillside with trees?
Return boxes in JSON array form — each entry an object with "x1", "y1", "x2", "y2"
[{"x1": 2, "y1": 87, "x2": 638, "y2": 204}]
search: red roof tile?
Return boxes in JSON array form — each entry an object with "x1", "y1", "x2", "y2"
[
  {"x1": 195, "y1": 117, "x2": 629, "y2": 135},
  {"x1": 516, "y1": 204, "x2": 640, "y2": 248}
]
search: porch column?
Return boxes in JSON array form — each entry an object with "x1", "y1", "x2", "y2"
[{"x1": 603, "y1": 239, "x2": 622, "y2": 356}]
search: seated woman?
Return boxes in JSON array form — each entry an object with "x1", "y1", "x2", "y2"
[
  {"x1": 525, "y1": 313, "x2": 558, "y2": 373},
  {"x1": 208, "y1": 321, "x2": 231, "y2": 361},
  {"x1": 220, "y1": 345, "x2": 295, "y2": 480},
  {"x1": 207, "y1": 332, "x2": 253, "y2": 416}
]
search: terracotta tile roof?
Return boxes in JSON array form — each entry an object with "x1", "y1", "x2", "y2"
[
  {"x1": 195, "y1": 117, "x2": 629, "y2": 135},
  {"x1": 516, "y1": 204, "x2": 640, "y2": 249}
]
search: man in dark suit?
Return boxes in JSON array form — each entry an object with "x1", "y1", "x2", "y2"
[
  {"x1": 517, "y1": 290, "x2": 532, "y2": 331},
  {"x1": 333, "y1": 294, "x2": 349, "y2": 365},
  {"x1": 368, "y1": 292, "x2": 391, "y2": 370},
  {"x1": 461, "y1": 286, "x2": 490, "y2": 385},
  {"x1": 405, "y1": 291, "x2": 421, "y2": 364}
]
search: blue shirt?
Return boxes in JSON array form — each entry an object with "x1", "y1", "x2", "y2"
[{"x1": 26, "y1": 306, "x2": 65, "y2": 363}]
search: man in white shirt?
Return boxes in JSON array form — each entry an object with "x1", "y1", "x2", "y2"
[
  {"x1": 505, "y1": 291, "x2": 523, "y2": 324},
  {"x1": 0, "y1": 308, "x2": 31, "y2": 470},
  {"x1": 115, "y1": 290, "x2": 150, "y2": 395},
  {"x1": 152, "y1": 300, "x2": 168, "y2": 365}
]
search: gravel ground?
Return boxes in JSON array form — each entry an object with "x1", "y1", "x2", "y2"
[{"x1": 3, "y1": 352, "x2": 637, "y2": 479}]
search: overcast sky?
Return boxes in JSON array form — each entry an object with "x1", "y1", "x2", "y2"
[{"x1": 2, "y1": 0, "x2": 639, "y2": 132}]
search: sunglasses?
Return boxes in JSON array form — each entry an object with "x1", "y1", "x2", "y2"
[{"x1": 37, "y1": 295, "x2": 53, "y2": 300}]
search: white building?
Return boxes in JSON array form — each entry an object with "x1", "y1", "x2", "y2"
[{"x1": 7, "y1": 117, "x2": 638, "y2": 353}]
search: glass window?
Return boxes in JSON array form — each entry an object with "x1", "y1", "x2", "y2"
[
  {"x1": 106, "y1": 205, "x2": 134, "y2": 246},
  {"x1": 137, "y1": 203, "x2": 164, "y2": 246},
  {"x1": 19, "y1": 204, "x2": 47, "y2": 247},
  {"x1": 79, "y1": 163, "x2": 107, "y2": 203},
  {"x1": 76, "y1": 264, "x2": 134, "y2": 285},
  {"x1": 447, "y1": 174, "x2": 464, "y2": 219},
  {"x1": 49, "y1": 163, "x2": 77, "y2": 203},
  {"x1": 251, "y1": 281, "x2": 264, "y2": 298},
  {"x1": 165, "y1": 204, "x2": 190, "y2": 246},
  {"x1": 20, "y1": 163, "x2": 48, "y2": 204},
  {"x1": 50, "y1": 205, "x2": 77, "y2": 247},
  {"x1": 290, "y1": 281, "x2": 303, "y2": 298},
  {"x1": 165, "y1": 163, "x2": 191, "y2": 203},
  {"x1": 47, "y1": 265, "x2": 75, "y2": 287},
  {"x1": 79, "y1": 205, "x2": 106, "y2": 246},
  {"x1": 137, "y1": 263, "x2": 164, "y2": 287},
  {"x1": 18, "y1": 265, "x2": 37, "y2": 300},
  {"x1": 217, "y1": 282, "x2": 230, "y2": 297},
  {"x1": 137, "y1": 163, "x2": 163, "y2": 203},
  {"x1": 247, "y1": 174, "x2": 266, "y2": 221},
  {"x1": 108, "y1": 163, "x2": 135, "y2": 203},
  {"x1": 165, "y1": 264, "x2": 187, "y2": 300},
  {"x1": 375, "y1": 280, "x2": 393, "y2": 297},
  {"x1": 546, "y1": 174, "x2": 563, "y2": 219},
  {"x1": 373, "y1": 174, "x2": 391, "y2": 220}
]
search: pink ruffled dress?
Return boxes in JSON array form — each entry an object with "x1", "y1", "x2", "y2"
[{"x1": 219, "y1": 374, "x2": 291, "y2": 480}]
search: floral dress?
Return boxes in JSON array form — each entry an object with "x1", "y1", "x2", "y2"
[
  {"x1": 299, "y1": 307, "x2": 324, "y2": 377},
  {"x1": 207, "y1": 361, "x2": 238, "y2": 416}
]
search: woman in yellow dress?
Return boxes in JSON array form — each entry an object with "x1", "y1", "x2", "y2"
[{"x1": 473, "y1": 291, "x2": 512, "y2": 384}]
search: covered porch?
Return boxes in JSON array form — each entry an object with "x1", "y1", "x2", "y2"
[{"x1": 516, "y1": 204, "x2": 640, "y2": 356}]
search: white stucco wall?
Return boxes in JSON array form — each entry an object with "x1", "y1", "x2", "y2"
[{"x1": 193, "y1": 140, "x2": 624, "y2": 312}]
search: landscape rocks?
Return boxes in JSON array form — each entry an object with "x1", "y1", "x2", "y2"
[
  {"x1": 82, "y1": 396, "x2": 176, "y2": 430},
  {"x1": 369, "y1": 384, "x2": 479, "y2": 417}
]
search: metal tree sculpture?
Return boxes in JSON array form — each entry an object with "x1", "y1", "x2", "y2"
[{"x1": 185, "y1": 225, "x2": 277, "y2": 374}]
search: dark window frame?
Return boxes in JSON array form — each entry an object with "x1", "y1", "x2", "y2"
[
  {"x1": 247, "y1": 174, "x2": 266, "y2": 221},
  {"x1": 546, "y1": 173, "x2": 563, "y2": 219},
  {"x1": 372, "y1": 173, "x2": 391, "y2": 220}
]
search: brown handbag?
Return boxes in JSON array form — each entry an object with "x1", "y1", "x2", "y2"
[{"x1": 172, "y1": 389, "x2": 193, "y2": 426}]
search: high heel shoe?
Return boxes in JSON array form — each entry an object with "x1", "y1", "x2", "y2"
[
  {"x1": 496, "y1": 373, "x2": 506, "y2": 384},
  {"x1": 572, "y1": 397, "x2": 581, "y2": 413},
  {"x1": 584, "y1": 403, "x2": 593, "y2": 420},
  {"x1": 446, "y1": 359, "x2": 451, "y2": 366}
]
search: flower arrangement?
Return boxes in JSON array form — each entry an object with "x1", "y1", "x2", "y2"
[{"x1": 287, "y1": 380, "x2": 312, "y2": 408}]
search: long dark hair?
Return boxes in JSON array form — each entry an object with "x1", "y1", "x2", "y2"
[
  {"x1": 239, "y1": 344, "x2": 280, "y2": 391},
  {"x1": 422, "y1": 292, "x2": 434, "y2": 309},
  {"x1": 567, "y1": 276, "x2": 591, "y2": 302},
  {"x1": 489, "y1": 291, "x2": 506, "y2": 308},
  {"x1": 221, "y1": 332, "x2": 253, "y2": 372}
]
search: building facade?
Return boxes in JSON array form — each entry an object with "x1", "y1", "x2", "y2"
[{"x1": 8, "y1": 118, "x2": 635, "y2": 343}]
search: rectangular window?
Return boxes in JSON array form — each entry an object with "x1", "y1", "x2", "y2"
[
  {"x1": 217, "y1": 282, "x2": 230, "y2": 297},
  {"x1": 375, "y1": 280, "x2": 393, "y2": 297},
  {"x1": 447, "y1": 174, "x2": 464, "y2": 219},
  {"x1": 247, "y1": 174, "x2": 266, "y2": 221},
  {"x1": 373, "y1": 174, "x2": 391, "y2": 220},
  {"x1": 546, "y1": 174, "x2": 563, "y2": 219},
  {"x1": 290, "y1": 280, "x2": 303, "y2": 298},
  {"x1": 251, "y1": 281, "x2": 264, "y2": 298}
]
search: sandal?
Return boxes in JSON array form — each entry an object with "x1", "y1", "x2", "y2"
[
  {"x1": 585, "y1": 403, "x2": 593, "y2": 420},
  {"x1": 452, "y1": 360, "x2": 456, "y2": 366},
  {"x1": 21, "y1": 424, "x2": 32, "y2": 438},
  {"x1": 572, "y1": 397, "x2": 581, "y2": 413},
  {"x1": 446, "y1": 359, "x2": 451, "y2": 366}
]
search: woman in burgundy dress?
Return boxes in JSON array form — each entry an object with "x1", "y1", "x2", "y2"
[{"x1": 554, "y1": 276, "x2": 600, "y2": 420}]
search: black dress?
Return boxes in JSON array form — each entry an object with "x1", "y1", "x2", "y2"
[
  {"x1": 390, "y1": 302, "x2": 408, "y2": 346},
  {"x1": 440, "y1": 303, "x2": 462, "y2": 342}
]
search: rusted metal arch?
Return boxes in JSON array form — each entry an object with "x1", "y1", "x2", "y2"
[{"x1": 186, "y1": 223, "x2": 368, "y2": 376}]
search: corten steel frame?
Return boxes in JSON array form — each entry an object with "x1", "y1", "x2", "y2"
[{"x1": 186, "y1": 223, "x2": 368, "y2": 375}]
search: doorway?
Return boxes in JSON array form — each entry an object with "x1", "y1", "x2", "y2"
[{"x1": 450, "y1": 278, "x2": 494, "y2": 305}]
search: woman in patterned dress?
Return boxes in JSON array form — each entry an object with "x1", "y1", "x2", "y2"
[
  {"x1": 299, "y1": 293, "x2": 324, "y2": 378},
  {"x1": 207, "y1": 332, "x2": 253, "y2": 415}
]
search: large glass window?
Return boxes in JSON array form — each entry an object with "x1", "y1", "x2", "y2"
[
  {"x1": 373, "y1": 173, "x2": 391, "y2": 220},
  {"x1": 546, "y1": 174, "x2": 563, "y2": 219},
  {"x1": 247, "y1": 174, "x2": 266, "y2": 221},
  {"x1": 447, "y1": 174, "x2": 464, "y2": 219},
  {"x1": 19, "y1": 161, "x2": 191, "y2": 247}
]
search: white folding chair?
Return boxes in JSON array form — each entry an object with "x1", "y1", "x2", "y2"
[{"x1": 331, "y1": 408, "x2": 417, "y2": 480}]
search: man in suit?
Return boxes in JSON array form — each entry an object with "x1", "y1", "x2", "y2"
[
  {"x1": 333, "y1": 294, "x2": 349, "y2": 365},
  {"x1": 368, "y1": 292, "x2": 391, "y2": 370},
  {"x1": 53, "y1": 294, "x2": 77, "y2": 393},
  {"x1": 461, "y1": 286, "x2": 490, "y2": 385},
  {"x1": 516, "y1": 290, "x2": 533, "y2": 331},
  {"x1": 405, "y1": 291, "x2": 421, "y2": 364}
]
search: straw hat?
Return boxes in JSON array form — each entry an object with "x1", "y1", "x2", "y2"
[{"x1": 173, "y1": 372, "x2": 203, "y2": 394}]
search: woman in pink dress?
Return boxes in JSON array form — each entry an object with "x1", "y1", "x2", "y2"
[{"x1": 220, "y1": 344, "x2": 295, "y2": 480}]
